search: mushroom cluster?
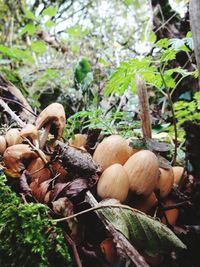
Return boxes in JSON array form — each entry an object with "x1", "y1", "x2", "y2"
[
  {"x1": 2, "y1": 103, "x2": 67, "y2": 185},
  {"x1": 1, "y1": 105, "x2": 187, "y2": 267},
  {"x1": 94, "y1": 134, "x2": 185, "y2": 225}
]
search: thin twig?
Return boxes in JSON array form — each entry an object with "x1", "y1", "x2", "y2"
[
  {"x1": 52, "y1": 204, "x2": 139, "y2": 223},
  {"x1": 161, "y1": 201, "x2": 192, "y2": 211},
  {"x1": 64, "y1": 233, "x2": 83, "y2": 267},
  {"x1": 0, "y1": 99, "x2": 25, "y2": 127},
  {"x1": 0, "y1": 96, "x2": 37, "y2": 117}
]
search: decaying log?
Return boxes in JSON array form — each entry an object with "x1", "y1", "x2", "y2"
[
  {"x1": 85, "y1": 128, "x2": 101, "y2": 154},
  {"x1": 54, "y1": 141, "x2": 101, "y2": 179}
]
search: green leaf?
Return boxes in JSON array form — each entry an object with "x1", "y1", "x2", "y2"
[
  {"x1": 160, "y1": 49, "x2": 177, "y2": 62},
  {"x1": 124, "y1": 0, "x2": 132, "y2": 6},
  {"x1": 186, "y1": 31, "x2": 192, "y2": 38},
  {"x1": 31, "y1": 41, "x2": 46, "y2": 54},
  {"x1": 20, "y1": 24, "x2": 36, "y2": 36},
  {"x1": 42, "y1": 6, "x2": 58, "y2": 17},
  {"x1": 24, "y1": 8, "x2": 35, "y2": 20},
  {"x1": 45, "y1": 20, "x2": 56, "y2": 28},
  {"x1": 156, "y1": 38, "x2": 170, "y2": 48},
  {"x1": 102, "y1": 199, "x2": 186, "y2": 256},
  {"x1": 0, "y1": 45, "x2": 15, "y2": 58},
  {"x1": 194, "y1": 70, "x2": 199, "y2": 78},
  {"x1": 148, "y1": 31, "x2": 157, "y2": 43}
]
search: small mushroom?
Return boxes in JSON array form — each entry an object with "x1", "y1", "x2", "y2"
[
  {"x1": 35, "y1": 103, "x2": 66, "y2": 147},
  {"x1": 3, "y1": 144, "x2": 38, "y2": 178},
  {"x1": 0, "y1": 136, "x2": 7, "y2": 155},
  {"x1": 97, "y1": 163, "x2": 129, "y2": 202},
  {"x1": 156, "y1": 167, "x2": 174, "y2": 198},
  {"x1": 69, "y1": 133, "x2": 87, "y2": 148},
  {"x1": 20, "y1": 124, "x2": 39, "y2": 148},
  {"x1": 5, "y1": 128, "x2": 22, "y2": 147}
]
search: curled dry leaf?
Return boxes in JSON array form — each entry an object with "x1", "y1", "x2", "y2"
[
  {"x1": 50, "y1": 179, "x2": 89, "y2": 203},
  {"x1": 27, "y1": 157, "x2": 51, "y2": 184},
  {"x1": 52, "y1": 161, "x2": 68, "y2": 182},
  {"x1": 30, "y1": 179, "x2": 51, "y2": 203},
  {"x1": 19, "y1": 170, "x2": 34, "y2": 200}
]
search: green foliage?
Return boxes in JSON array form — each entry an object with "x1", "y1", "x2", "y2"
[
  {"x1": 0, "y1": 175, "x2": 72, "y2": 267},
  {"x1": 64, "y1": 109, "x2": 140, "y2": 139},
  {"x1": 102, "y1": 199, "x2": 186, "y2": 256},
  {"x1": 167, "y1": 92, "x2": 200, "y2": 140},
  {"x1": 105, "y1": 36, "x2": 195, "y2": 97},
  {"x1": 42, "y1": 6, "x2": 58, "y2": 17},
  {"x1": 74, "y1": 58, "x2": 92, "y2": 85}
]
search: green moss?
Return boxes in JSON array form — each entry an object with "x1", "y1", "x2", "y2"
[{"x1": 0, "y1": 175, "x2": 72, "y2": 267}]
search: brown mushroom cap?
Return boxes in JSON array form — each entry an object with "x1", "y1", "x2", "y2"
[
  {"x1": 0, "y1": 136, "x2": 7, "y2": 155},
  {"x1": 35, "y1": 103, "x2": 66, "y2": 139},
  {"x1": 93, "y1": 135, "x2": 132, "y2": 171},
  {"x1": 69, "y1": 134, "x2": 87, "y2": 148},
  {"x1": 173, "y1": 166, "x2": 184, "y2": 185},
  {"x1": 5, "y1": 128, "x2": 22, "y2": 147},
  {"x1": 124, "y1": 150, "x2": 159, "y2": 197},
  {"x1": 133, "y1": 192, "x2": 158, "y2": 213},
  {"x1": 97, "y1": 163, "x2": 129, "y2": 202},
  {"x1": 156, "y1": 167, "x2": 174, "y2": 198},
  {"x1": 20, "y1": 124, "x2": 39, "y2": 141},
  {"x1": 3, "y1": 144, "x2": 38, "y2": 178}
]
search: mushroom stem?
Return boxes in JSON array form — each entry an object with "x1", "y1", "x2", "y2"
[
  {"x1": 24, "y1": 137, "x2": 55, "y2": 177},
  {"x1": 33, "y1": 139, "x2": 39, "y2": 149},
  {"x1": 24, "y1": 137, "x2": 48, "y2": 165},
  {"x1": 39, "y1": 122, "x2": 52, "y2": 149}
]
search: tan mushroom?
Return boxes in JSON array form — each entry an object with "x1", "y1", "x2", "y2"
[
  {"x1": 3, "y1": 144, "x2": 38, "y2": 178},
  {"x1": 0, "y1": 136, "x2": 7, "y2": 155},
  {"x1": 69, "y1": 133, "x2": 87, "y2": 148},
  {"x1": 5, "y1": 128, "x2": 22, "y2": 147},
  {"x1": 20, "y1": 124, "x2": 39, "y2": 148},
  {"x1": 35, "y1": 103, "x2": 66, "y2": 148}
]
